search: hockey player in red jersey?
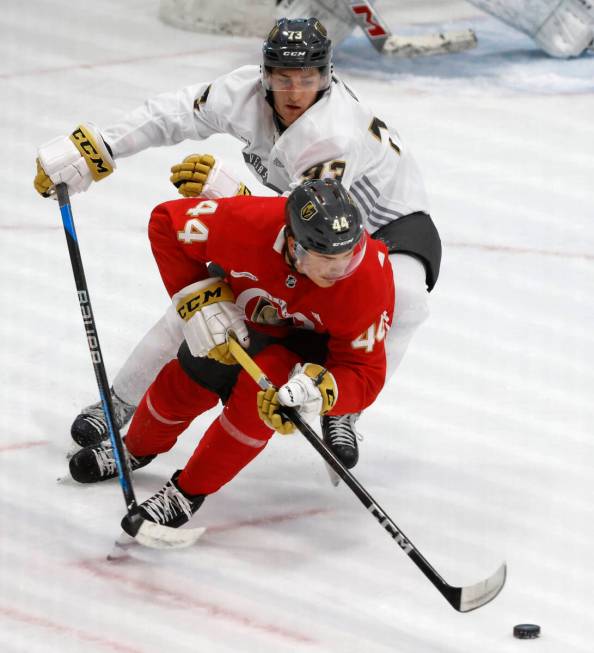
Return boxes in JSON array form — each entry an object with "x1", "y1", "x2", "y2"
[
  {"x1": 69, "y1": 179, "x2": 394, "y2": 530},
  {"x1": 35, "y1": 17, "x2": 440, "y2": 465}
]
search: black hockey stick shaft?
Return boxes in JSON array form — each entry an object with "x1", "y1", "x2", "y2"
[
  {"x1": 227, "y1": 336, "x2": 505, "y2": 611},
  {"x1": 56, "y1": 183, "x2": 138, "y2": 514},
  {"x1": 280, "y1": 406, "x2": 462, "y2": 607}
]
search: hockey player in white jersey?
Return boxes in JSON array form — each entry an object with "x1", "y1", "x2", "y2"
[{"x1": 34, "y1": 17, "x2": 441, "y2": 469}]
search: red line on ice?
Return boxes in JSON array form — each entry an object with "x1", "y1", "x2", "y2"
[
  {"x1": 447, "y1": 241, "x2": 594, "y2": 261},
  {"x1": 0, "y1": 605, "x2": 144, "y2": 653},
  {"x1": 208, "y1": 506, "x2": 332, "y2": 533},
  {"x1": 78, "y1": 560, "x2": 316, "y2": 645},
  {"x1": 0, "y1": 45, "x2": 248, "y2": 80},
  {"x1": 0, "y1": 440, "x2": 49, "y2": 453}
]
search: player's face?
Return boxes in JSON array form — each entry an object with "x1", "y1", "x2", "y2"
[
  {"x1": 269, "y1": 68, "x2": 323, "y2": 126},
  {"x1": 289, "y1": 238, "x2": 366, "y2": 288}
]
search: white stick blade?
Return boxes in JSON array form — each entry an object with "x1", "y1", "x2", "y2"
[
  {"x1": 135, "y1": 521, "x2": 206, "y2": 550},
  {"x1": 383, "y1": 29, "x2": 477, "y2": 57},
  {"x1": 459, "y1": 562, "x2": 507, "y2": 612}
]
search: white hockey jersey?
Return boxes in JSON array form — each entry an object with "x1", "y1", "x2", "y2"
[{"x1": 102, "y1": 65, "x2": 429, "y2": 233}]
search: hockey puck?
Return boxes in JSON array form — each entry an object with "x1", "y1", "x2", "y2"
[{"x1": 513, "y1": 624, "x2": 540, "y2": 639}]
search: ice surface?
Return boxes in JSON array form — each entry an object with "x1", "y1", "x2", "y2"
[{"x1": 1, "y1": 1, "x2": 593, "y2": 652}]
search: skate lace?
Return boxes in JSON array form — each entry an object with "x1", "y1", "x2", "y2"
[
  {"x1": 93, "y1": 444, "x2": 117, "y2": 477},
  {"x1": 326, "y1": 413, "x2": 363, "y2": 447},
  {"x1": 141, "y1": 481, "x2": 194, "y2": 525},
  {"x1": 81, "y1": 405, "x2": 108, "y2": 434},
  {"x1": 92, "y1": 443, "x2": 143, "y2": 477}
]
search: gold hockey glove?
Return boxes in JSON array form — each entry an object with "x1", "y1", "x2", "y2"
[
  {"x1": 170, "y1": 154, "x2": 251, "y2": 198},
  {"x1": 257, "y1": 387, "x2": 296, "y2": 435},
  {"x1": 257, "y1": 363, "x2": 338, "y2": 434}
]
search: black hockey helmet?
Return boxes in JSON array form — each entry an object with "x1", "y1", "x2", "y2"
[
  {"x1": 285, "y1": 179, "x2": 364, "y2": 255},
  {"x1": 262, "y1": 17, "x2": 332, "y2": 91}
]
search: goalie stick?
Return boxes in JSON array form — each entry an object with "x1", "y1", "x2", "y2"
[
  {"x1": 55, "y1": 183, "x2": 204, "y2": 551},
  {"x1": 346, "y1": 0, "x2": 477, "y2": 56},
  {"x1": 275, "y1": 0, "x2": 476, "y2": 56},
  {"x1": 227, "y1": 334, "x2": 506, "y2": 612}
]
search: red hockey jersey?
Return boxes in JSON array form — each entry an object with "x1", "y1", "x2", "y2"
[{"x1": 149, "y1": 195, "x2": 395, "y2": 415}]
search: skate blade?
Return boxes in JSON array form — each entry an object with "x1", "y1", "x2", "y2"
[{"x1": 325, "y1": 463, "x2": 341, "y2": 487}]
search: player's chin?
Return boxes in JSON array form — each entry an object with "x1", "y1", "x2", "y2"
[
  {"x1": 279, "y1": 106, "x2": 303, "y2": 124},
  {"x1": 312, "y1": 277, "x2": 337, "y2": 288}
]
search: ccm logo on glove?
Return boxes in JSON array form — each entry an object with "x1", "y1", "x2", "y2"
[
  {"x1": 34, "y1": 122, "x2": 115, "y2": 197},
  {"x1": 171, "y1": 278, "x2": 250, "y2": 365},
  {"x1": 70, "y1": 126, "x2": 113, "y2": 180},
  {"x1": 176, "y1": 281, "x2": 234, "y2": 321}
]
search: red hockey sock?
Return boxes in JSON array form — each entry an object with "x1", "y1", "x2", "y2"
[
  {"x1": 126, "y1": 359, "x2": 219, "y2": 457},
  {"x1": 177, "y1": 413, "x2": 269, "y2": 495}
]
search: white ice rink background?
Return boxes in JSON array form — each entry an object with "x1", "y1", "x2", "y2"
[{"x1": 1, "y1": 1, "x2": 593, "y2": 651}]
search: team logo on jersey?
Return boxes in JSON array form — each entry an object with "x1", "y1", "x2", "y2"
[
  {"x1": 250, "y1": 297, "x2": 291, "y2": 327},
  {"x1": 300, "y1": 201, "x2": 318, "y2": 221},
  {"x1": 285, "y1": 275, "x2": 297, "y2": 288},
  {"x1": 236, "y1": 287, "x2": 315, "y2": 330}
]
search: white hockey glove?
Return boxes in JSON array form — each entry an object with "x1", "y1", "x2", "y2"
[
  {"x1": 257, "y1": 363, "x2": 338, "y2": 435},
  {"x1": 170, "y1": 154, "x2": 252, "y2": 198},
  {"x1": 34, "y1": 123, "x2": 115, "y2": 197},
  {"x1": 172, "y1": 277, "x2": 249, "y2": 365}
]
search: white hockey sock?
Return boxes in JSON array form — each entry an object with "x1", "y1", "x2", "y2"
[{"x1": 112, "y1": 312, "x2": 184, "y2": 406}]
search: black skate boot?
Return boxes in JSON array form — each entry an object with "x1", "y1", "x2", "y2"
[
  {"x1": 321, "y1": 413, "x2": 362, "y2": 469},
  {"x1": 69, "y1": 440, "x2": 155, "y2": 483},
  {"x1": 70, "y1": 388, "x2": 136, "y2": 447},
  {"x1": 121, "y1": 471, "x2": 206, "y2": 534}
]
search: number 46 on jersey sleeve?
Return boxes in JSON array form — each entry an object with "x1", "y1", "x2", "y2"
[{"x1": 352, "y1": 310, "x2": 391, "y2": 353}]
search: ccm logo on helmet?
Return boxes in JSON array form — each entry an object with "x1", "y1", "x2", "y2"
[{"x1": 283, "y1": 51, "x2": 306, "y2": 57}]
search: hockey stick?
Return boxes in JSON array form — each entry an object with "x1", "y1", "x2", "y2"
[
  {"x1": 55, "y1": 183, "x2": 204, "y2": 550},
  {"x1": 346, "y1": 0, "x2": 477, "y2": 56},
  {"x1": 227, "y1": 335, "x2": 506, "y2": 612}
]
